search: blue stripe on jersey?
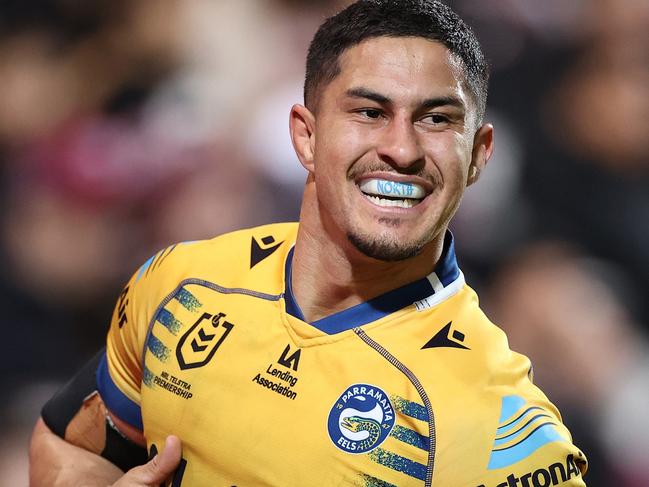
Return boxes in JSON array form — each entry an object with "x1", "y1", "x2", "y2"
[
  {"x1": 494, "y1": 413, "x2": 552, "y2": 445},
  {"x1": 499, "y1": 395, "x2": 526, "y2": 423},
  {"x1": 391, "y1": 396, "x2": 429, "y2": 422},
  {"x1": 390, "y1": 425, "x2": 429, "y2": 451},
  {"x1": 136, "y1": 242, "x2": 198, "y2": 283},
  {"x1": 369, "y1": 448, "x2": 427, "y2": 481},
  {"x1": 488, "y1": 423, "x2": 564, "y2": 470},
  {"x1": 135, "y1": 254, "x2": 156, "y2": 282},
  {"x1": 283, "y1": 231, "x2": 460, "y2": 334},
  {"x1": 147, "y1": 333, "x2": 170, "y2": 362},
  {"x1": 156, "y1": 308, "x2": 183, "y2": 335},
  {"x1": 487, "y1": 395, "x2": 564, "y2": 470},
  {"x1": 359, "y1": 473, "x2": 398, "y2": 487},
  {"x1": 142, "y1": 365, "x2": 155, "y2": 388},
  {"x1": 496, "y1": 406, "x2": 544, "y2": 435},
  {"x1": 175, "y1": 287, "x2": 202, "y2": 312},
  {"x1": 96, "y1": 352, "x2": 143, "y2": 430}
]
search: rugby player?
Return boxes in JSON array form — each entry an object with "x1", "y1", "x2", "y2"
[{"x1": 29, "y1": 1, "x2": 587, "y2": 486}]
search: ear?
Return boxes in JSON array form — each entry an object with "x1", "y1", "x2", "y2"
[
  {"x1": 289, "y1": 104, "x2": 316, "y2": 174},
  {"x1": 467, "y1": 123, "x2": 494, "y2": 186}
]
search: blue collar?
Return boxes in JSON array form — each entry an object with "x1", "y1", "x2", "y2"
[{"x1": 284, "y1": 232, "x2": 462, "y2": 334}]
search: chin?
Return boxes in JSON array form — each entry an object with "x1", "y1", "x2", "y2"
[{"x1": 346, "y1": 230, "x2": 427, "y2": 262}]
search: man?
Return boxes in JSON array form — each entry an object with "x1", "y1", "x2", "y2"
[{"x1": 30, "y1": 1, "x2": 588, "y2": 486}]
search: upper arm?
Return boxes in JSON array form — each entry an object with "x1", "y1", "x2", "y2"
[
  {"x1": 29, "y1": 417, "x2": 126, "y2": 486},
  {"x1": 40, "y1": 347, "x2": 148, "y2": 470},
  {"x1": 484, "y1": 391, "x2": 588, "y2": 486},
  {"x1": 99, "y1": 245, "x2": 183, "y2": 431},
  {"x1": 39, "y1": 254, "x2": 163, "y2": 470},
  {"x1": 98, "y1": 270, "x2": 148, "y2": 432}
]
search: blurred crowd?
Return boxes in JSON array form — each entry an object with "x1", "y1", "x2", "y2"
[{"x1": 1, "y1": 1, "x2": 648, "y2": 485}]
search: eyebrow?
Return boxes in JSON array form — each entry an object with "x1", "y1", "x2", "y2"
[
  {"x1": 421, "y1": 95, "x2": 465, "y2": 111},
  {"x1": 345, "y1": 88, "x2": 390, "y2": 104},
  {"x1": 345, "y1": 88, "x2": 465, "y2": 111}
]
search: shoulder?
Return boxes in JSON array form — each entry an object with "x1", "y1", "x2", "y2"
[
  {"x1": 114, "y1": 223, "x2": 297, "y2": 331},
  {"x1": 481, "y1": 388, "x2": 587, "y2": 485},
  {"x1": 448, "y1": 285, "x2": 533, "y2": 382},
  {"x1": 140, "y1": 222, "x2": 297, "y2": 274},
  {"x1": 454, "y1": 287, "x2": 588, "y2": 483},
  {"x1": 430, "y1": 284, "x2": 570, "y2": 434},
  {"x1": 133, "y1": 223, "x2": 297, "y2": 292}
]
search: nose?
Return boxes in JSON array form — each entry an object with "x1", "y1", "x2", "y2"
[{"x1": 376, "y1": 117, "x2": 425, "y2": 170}]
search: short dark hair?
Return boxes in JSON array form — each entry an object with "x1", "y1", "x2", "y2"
[{"x1": 304, "y1": 0, "x2": 489, "y2": 122}]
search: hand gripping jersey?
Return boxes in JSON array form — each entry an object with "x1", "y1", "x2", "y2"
[{"x1": 98, "y1": 223, "x2": 587, "y2": 487}]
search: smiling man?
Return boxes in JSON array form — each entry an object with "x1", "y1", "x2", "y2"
[{"x1": 30, "y1": 1, "x2": 587, "y2": 486}]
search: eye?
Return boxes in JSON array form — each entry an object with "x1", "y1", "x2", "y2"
[
  {"x1": 360, "y1": 109, "x2": 382, "y2": 119},
  {"x1": 422, "y1": 113, "x2": 450, "y2": 125}
]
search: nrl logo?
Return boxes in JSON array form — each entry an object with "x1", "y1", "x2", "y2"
[{"x1": 176, "y1": 311, "x2": 234, "y2": 370}]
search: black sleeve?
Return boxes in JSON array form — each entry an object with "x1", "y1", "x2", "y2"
[
  {"x1": 102, "y1": 416, "x2": 149, "y2": 471},
  {"x1": 41, "y1": 347, "x2": 148, "y2": 471},
  {"x1": 41, "y1": 348, "x2": 104, "y2": 437}
]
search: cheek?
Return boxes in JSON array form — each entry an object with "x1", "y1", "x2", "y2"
[
  {"x1": 315, "y1": 123, "x2": 371, "y2": 177},
  {"x1": 427, "y1": 136, "x2": 472, "y2": 187},
  {"x1": 312, "y1": 134, "x2": 347, "y2": 201}
]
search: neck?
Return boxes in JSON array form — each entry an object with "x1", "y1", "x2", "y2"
[{"x1": 291, "y1": 196, "x2": 446, "y2": 323}]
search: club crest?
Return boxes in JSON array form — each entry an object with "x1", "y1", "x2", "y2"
[{"x1": 327, "y1": 383, "x2": 395, "y2": 454}]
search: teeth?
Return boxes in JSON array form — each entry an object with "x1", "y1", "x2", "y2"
[
  {"x1": 359, "y1": 179, "x2": 425, "y2": 199},
  {"x1": 364, "y1": 194, "x2": 416, "y2": 208}
]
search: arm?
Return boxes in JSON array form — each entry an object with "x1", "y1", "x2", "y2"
[
  {"x1": 28, "y1": 349, "x2": 181, "y2": 486},
  {"x1": 30, "y1": 418, "x2": 182, "y2": 487},
  {"x1": 29, "y1": 417, "x2": 124, "y2": 486},
  {"x1": 30, "y1": 251, "x2": 185, "y2": 485}
]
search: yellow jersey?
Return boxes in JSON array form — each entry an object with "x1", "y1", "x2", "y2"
[{"x1": 97, "y1": 223, "x2": 587, "y2": 486}]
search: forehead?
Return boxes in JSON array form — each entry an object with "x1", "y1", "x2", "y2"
[{"x1": 328, "y1": 36, "x2": 468, "y2": 107}]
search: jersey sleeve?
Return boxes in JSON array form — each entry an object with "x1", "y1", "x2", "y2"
[
  {"x1": 96, "y1": 252, "x2": 161, "y2": 431},
  {"x1": 482, "y1": 391, "x2": 589, "y2": 486}
]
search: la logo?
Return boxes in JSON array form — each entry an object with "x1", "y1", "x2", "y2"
[{"x1": 278, "y1": 344, "x2": 301, "y2": 371}]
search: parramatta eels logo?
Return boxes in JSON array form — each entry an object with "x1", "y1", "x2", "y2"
[{"x1": 327, "y1": 384, "x2": 395, "y2": 454}]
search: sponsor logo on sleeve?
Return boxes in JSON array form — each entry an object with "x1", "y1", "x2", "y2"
[
  {"x1": 488, "y1": 395, "x2": 564, "y2": 470},
  {"x1": 477, "y1": 454, "x2": 584, "y2": 487}
]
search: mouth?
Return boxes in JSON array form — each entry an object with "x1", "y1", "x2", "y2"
[{"x1": 357, "y1": 178, "x2": 428, "y2": 209}]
